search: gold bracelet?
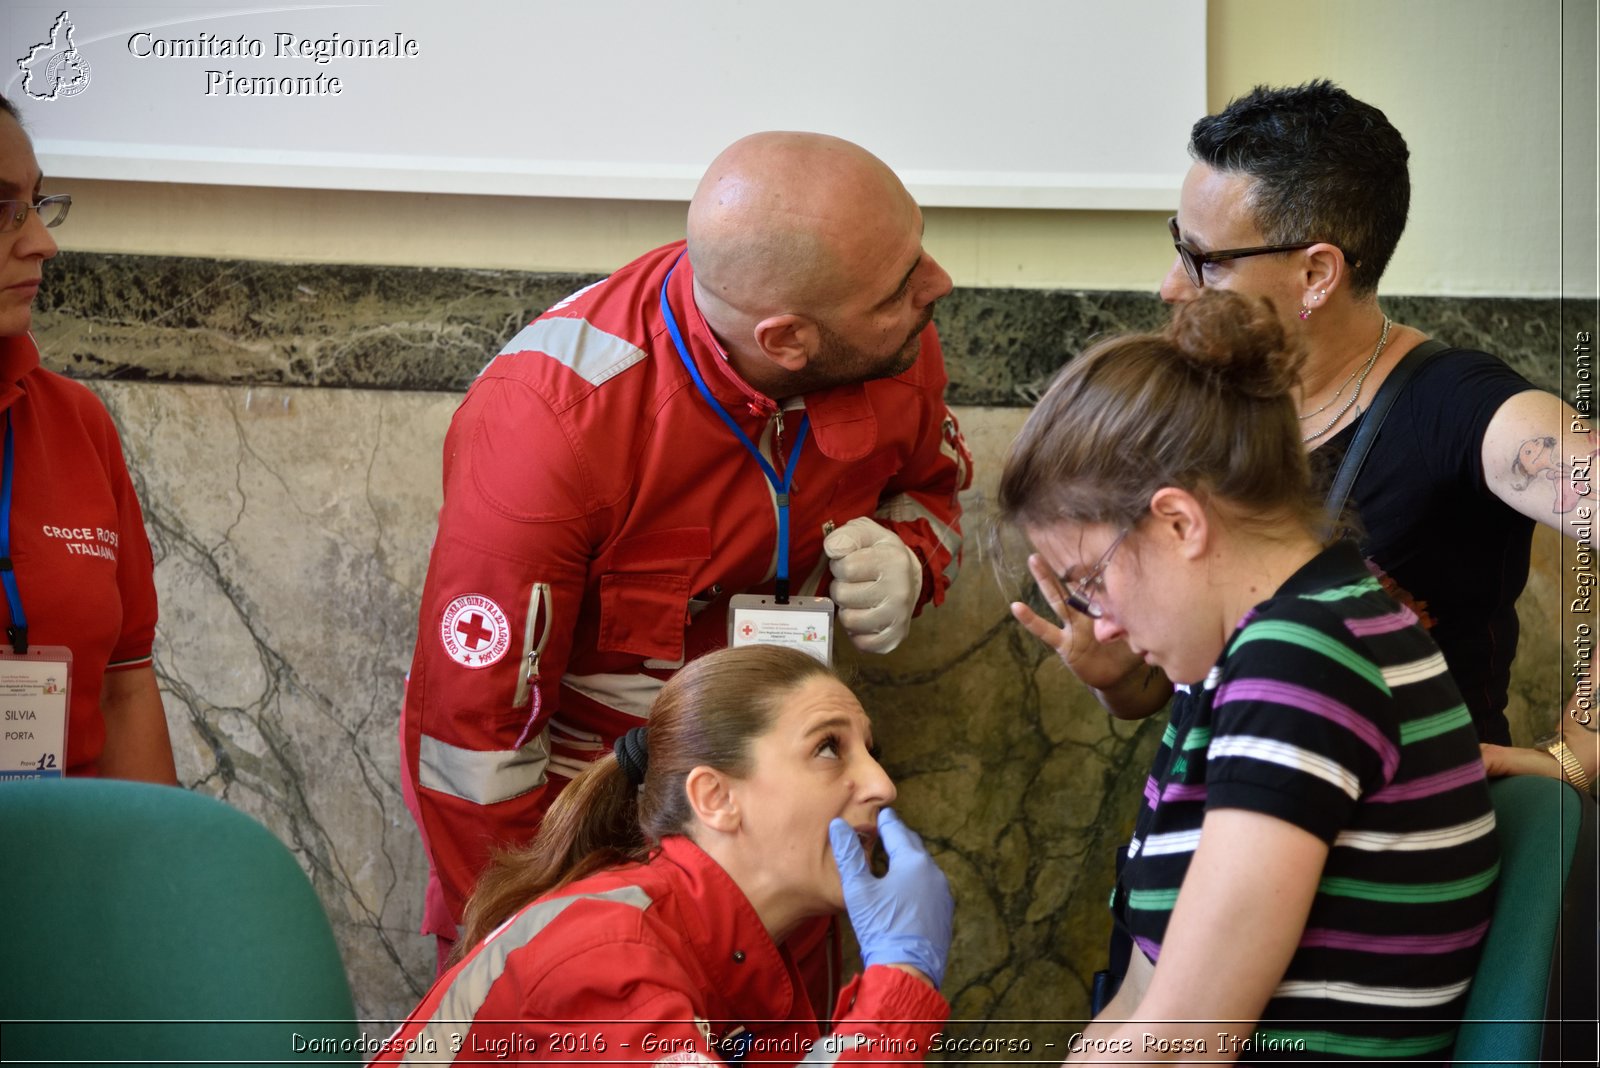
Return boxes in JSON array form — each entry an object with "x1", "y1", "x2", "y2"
[{"x1": 1547, "y1": 740, "x2": 1595, "y2": 795}]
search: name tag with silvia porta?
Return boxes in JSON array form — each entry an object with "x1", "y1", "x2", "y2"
[
  {"x1": 728, "y1": 595, "x2": 834, "y2": 664},
  {"x1": 0, "y1": 647, "x2": 72, "y2": 781}
]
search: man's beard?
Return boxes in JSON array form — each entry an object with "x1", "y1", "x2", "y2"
[{"x1": 808, "y1": 305, "x2": 936, "y2": 391}]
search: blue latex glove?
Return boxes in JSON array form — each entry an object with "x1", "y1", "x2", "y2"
[{"x1": 828, "y1": 807, "x2": 954, "y2": 987}]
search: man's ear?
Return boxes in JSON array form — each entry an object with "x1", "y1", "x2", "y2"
[
  {"x1": 684, "y1": 765, "x2": 741, "y2": 833},
  {"x1": 752, "y1": 313, "x2": 817, "y2": 374},
  {"x1": 1148, "y1": 486, "x2": 1210, "y2": 560}
]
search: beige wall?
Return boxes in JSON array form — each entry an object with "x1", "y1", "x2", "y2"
[
  {"x1": 1212, "y1": 0, "x2": 1589, "y2": 298},
  {"x1": 48, "y1": 0, "x2": 1590, "y2": 296}
]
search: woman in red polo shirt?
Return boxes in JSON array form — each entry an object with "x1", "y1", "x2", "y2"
[{"x1": 0, "y1": 92, "x2": 174, "y2": 783}]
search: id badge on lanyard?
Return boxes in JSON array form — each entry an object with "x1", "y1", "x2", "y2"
[
  {"x1": 0, "y1": 646, "x2": 72, "y2": 780},
  {"x1": 660, "y1": 258, "x2": 838, "y2": 663},
  {"x1": 728, "y1": 594, "x2": 834, "y2": 665},
  {"x1": 0, "y1": 410, "x2": 72, "y2": 779}
]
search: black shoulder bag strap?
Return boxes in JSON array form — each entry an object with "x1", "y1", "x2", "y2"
[{"x1": 1322, "y1": 338, "x2": 1452, "y2": 531}]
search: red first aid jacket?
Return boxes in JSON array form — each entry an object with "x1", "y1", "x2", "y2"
[
  {"x1": 403, "y1": 243, "x2": 971, "y2": 937},
  {"x1": 370, "y1": 836, "x2": 950, "y2": 1065}
]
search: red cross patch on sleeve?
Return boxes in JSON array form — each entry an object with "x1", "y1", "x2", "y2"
[{"x1": 439, "y1": 594, "x2": 512, "y2": 668}]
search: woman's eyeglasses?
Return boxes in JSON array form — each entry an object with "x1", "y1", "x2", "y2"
[
  {"x1": 1063, "y1": 527, "x2": 1132, "y2": 619},
  {"x1": 1167, "y1": 215, "x2": 1344, "y2": 289},
  {"x1": 1, "y1": 195, "x2": 71, "y2": 234}
]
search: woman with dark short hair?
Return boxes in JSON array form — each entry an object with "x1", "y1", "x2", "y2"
[
  {"x1": 373, "y1": 644, "x2": 953, "y2": 1065},
  {"x1": 1000, "y1": 291, "x2": 1497, "y2": 1061},
  {"x1": 1016, "y1": 80, "x2": 1596, "y2": 792}
]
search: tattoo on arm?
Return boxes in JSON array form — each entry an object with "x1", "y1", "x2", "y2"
[{"x1": 1510, "y1": 431, "x2": 1599, "y2": 514}]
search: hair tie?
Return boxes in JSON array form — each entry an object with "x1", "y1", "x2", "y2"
[{"x1": 614, "y1": 726, "x2": 649, "y2": 787}]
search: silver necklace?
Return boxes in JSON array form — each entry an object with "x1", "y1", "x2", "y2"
[
  {"x1": 1298, "y1": 358, "x2": 1365, "y2": 421},
  {"x1": 1301, "y1": 317, "x2": 1392, "y2": 444}
]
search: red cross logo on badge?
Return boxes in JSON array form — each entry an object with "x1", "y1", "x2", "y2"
[
  {"x1": 440, "y1": 594, "x2": 512, "y2": 669},
  {"x1": 740, "y1": 623, "x2": 755, "y2": 638},
  {"x1": 456, "y1": 613, "x2": 494, "y2": 648}
]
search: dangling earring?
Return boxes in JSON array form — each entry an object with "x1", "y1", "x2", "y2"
[{"x1": 1299, "y1": 289, "x2": 1327, "y2": 321}]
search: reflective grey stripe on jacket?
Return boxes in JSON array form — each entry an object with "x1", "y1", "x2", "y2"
[
  {"x1": 876, "y1": 493, "x2": 962, "y2": 585},
  {"x1": 400, "y1": 885, "x2": 654, "y2": 1065},
  {"x1": 418, "y1": 730, "x2": 549, "y2": 805},
  {"x1": 498, "y1": 317, "x2": 647, "y2": 387}
]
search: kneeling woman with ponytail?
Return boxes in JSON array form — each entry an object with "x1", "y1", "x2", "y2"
[
  {"x1": 1000, "y1": 292, "x2": 1498, "y2": 1061},
  {"x1": 375, "y1": 644, "x2": 953, "y2": 1064}
]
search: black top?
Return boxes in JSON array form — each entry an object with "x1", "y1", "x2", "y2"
[{"x1": 1313, "y1": 347, "x2": 1536, "y2": 745}]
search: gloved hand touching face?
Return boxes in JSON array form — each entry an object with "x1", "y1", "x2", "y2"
[
  {"x1": 827, "y1": 807, "x2": 953, "y2": 988},
  {"x1": 822, "y1": 517, "x2": 923, "y2": 654}
]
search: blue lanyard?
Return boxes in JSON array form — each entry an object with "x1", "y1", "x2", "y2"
[
  {"x1": 659, "y1": 261, "x2": 810, "y2": 603},
  {"x1": 1, "y1": 412, "x2": 28, "y2": 652}
]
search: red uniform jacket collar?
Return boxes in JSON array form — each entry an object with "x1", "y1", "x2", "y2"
[
  {"x1": 663, "y1": 249, "x2": 881, "y2": 464},
  {"x1": 655, "y1": 835, "x2": 811, "y2": 1021},
  {"x1": 0, "y1": 333, "x2": 40, "y2": 414}
]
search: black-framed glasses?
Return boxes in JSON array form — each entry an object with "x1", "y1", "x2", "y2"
[
  {"x1": 1, "y1": 195, "x2": 71, "y2": 235},
  {"x1": 1063, "y1": 526, "x2": 1132, "y2": 620},
  {"x1": 1167, "y1": 215, "x2": 1328, "y2": 288}
]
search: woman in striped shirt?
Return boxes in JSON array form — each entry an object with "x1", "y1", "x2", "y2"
[{"x1": 998, "y1": 291, "x2": 1497, "y2": 1062}]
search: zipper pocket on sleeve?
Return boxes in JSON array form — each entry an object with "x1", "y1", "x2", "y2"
[{"x1": 513, "y1": 581, "x2": 552, "y2": 710}]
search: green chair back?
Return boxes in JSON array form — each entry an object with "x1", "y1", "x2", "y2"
[
  {"x1": 0, "y1": 779, "x2": 359, "y2": 1067},
  {"x1": 1452, "y1": 775, "x2": 1598, "y2": 1065}
]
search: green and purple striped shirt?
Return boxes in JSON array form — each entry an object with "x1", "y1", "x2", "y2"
[{"x1": 1113, "y1": 542, "x2": 1498, "y2": 1061}]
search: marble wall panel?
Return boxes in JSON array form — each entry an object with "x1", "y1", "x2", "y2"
[
  {"x1": 89, "y1": 380, "x2": 1572, "y2": 1036},
  {"x1": 93, "y1": 382, "x2": 452, "y2": 1021},
  {"x1": 38, "y1": 253, "x2": 1577, "y2": 400}
]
